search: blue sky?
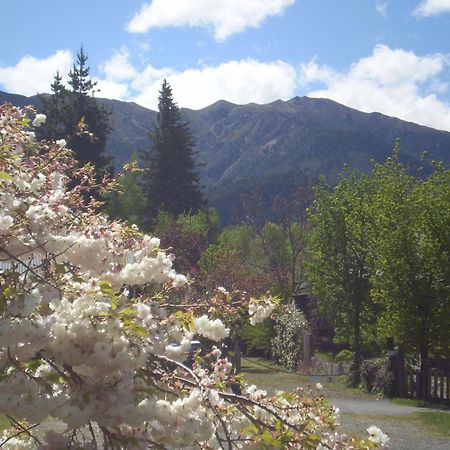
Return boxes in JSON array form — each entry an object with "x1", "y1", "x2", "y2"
[{"x1": 1, "y1": 0, "x2": 450, "y2": 131}]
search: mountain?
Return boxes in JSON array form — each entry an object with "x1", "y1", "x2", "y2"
[{"x1": 2, "y1": 91, "x2": 449, "y2": 221}]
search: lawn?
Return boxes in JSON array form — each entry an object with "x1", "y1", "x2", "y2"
[
  {"x1": 241, "y1": 356, "x2": 371, "y2": 400},
  {"x1": 0, "y1": 414, "x2": 9, "y2": 431}
]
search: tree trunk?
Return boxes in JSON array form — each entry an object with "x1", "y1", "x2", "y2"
[
  {"x1": 233, "y1": 335, "x2": 242, "y2": 374},
  {"x1": 351, "y1": 302, "x2": 362, "y2": 386},
  {"x1": 418, "y1": 342, "x2": 429, "y2": 400}
]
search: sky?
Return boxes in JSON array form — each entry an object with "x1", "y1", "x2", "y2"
[{"x1": 1, "y1": 0, "x2": 450, "y2": 131}]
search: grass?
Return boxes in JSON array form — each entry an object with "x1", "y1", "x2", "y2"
[
  {"x1": 240, "y1": 357, "x2": 311, "y2": 392},
  {"x1": 314, "y1": 351, "x2": 335, "y2": 362},
  {"x1": 0, "y1": 414, "x2": 10, "y2": 431},
  {"x1": 391, "y1": 397, "x2": 450, "y2": 410},
  {"x1": 240, "y1": 356, "x2": 372, "y2": 400},
  {"x1": 411, "y1": 411, "x2": 450, "y2": 437},
  {"x1": 342, "y1": 411, "x2": 450, "y2": 440}
]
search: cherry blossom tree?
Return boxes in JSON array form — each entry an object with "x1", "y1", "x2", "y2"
[{"x1": 0, "y1": 103, "x2": 385, "y2": 449}]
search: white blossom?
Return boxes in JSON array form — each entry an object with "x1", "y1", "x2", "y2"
[
  {"x1": 248, "y1": 298, "x2": 275, "y2": 325},
  {"x1": 56, "y1": 139, "x2": 66, "y2": 148},
  {"x1": 367, "y1": 425, "x2": 390, "y2": 447},
  {"x1": 32, "y1": 114, "x2": 46, "y2": 127},
  {"x1": 195, "y1": 315, "x2": 229, "y2": 341},
  {"x1": 0, "y1": 214, "x2": 13, "y2": 234}
]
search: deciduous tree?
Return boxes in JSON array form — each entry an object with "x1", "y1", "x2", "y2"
[
  {"x1": 369, "y1": 151, "x2": 450, "y2": 373},
  {"x1": 307, "y1": 172, "x2": 377, "y2": 383}
]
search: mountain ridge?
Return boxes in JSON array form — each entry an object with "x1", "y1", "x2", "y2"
[{"x1": 1, "y1": 90, "x2": 449, "y2": 221}]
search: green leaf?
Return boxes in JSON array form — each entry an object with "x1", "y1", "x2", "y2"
[
  {"x1": 24, "y1": 359, "x2": 44, "y2": 372},
  {"x1": 0, "y1": 171, "x2": 13, "y2": 182},
  {"x1": 98, "y1": 280, "x2": 113, "y2": 290},
  {"x1": 99, "y1": 280, "x2": 119, "y2": 310},
  {"x1": 53, "y1": 263, "x2": 67, "y2": 274},
  {"x1": 2, "y1": 287, "x2": 14, "y2": 298},
  {"x1": 241, "y1": 425, "x2": 258, "y2": 436},
  {"x1": 127, "y1": 324, "x2": 149, "y2": 337},
  {"x1": 172, "y1": 310, "x2": 195, "y2": 330},
  {"x1": 118, "y1": 307, "x2": 136, "y2": 317},
  {"x1": 261, "y1": 430, "x2": 283, "y2": 449}
]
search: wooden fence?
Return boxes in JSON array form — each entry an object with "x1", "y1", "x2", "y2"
[
  {"x1": 390, "y1": 353, "x2": 450, "y2": 405},
  {"x1": 402, "y1": 367, "x2": 450, "y2": 404}
]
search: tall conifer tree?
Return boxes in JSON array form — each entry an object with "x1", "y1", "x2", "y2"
[
  {"x1": 142, "y1": 80, "x2": 203, "y2": 226},
  {"x1": 38, "y1": 47, "x2": 112, "y2": 179}
]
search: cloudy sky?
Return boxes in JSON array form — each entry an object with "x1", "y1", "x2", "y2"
[{"x1": 2, "y1": 0, "x2": 450, "y2": 131}]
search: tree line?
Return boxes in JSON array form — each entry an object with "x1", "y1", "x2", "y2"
[{"x1": 38, "y1": 48, "x2": 203, "y2": 226}]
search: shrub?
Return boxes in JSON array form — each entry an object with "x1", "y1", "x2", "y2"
[
  {"x1": 336, "y1": 349, "x2": 355, "y2": 362},
  {"x1": 271, "y1": 302, "x2": 308, "y2": 371},
  {"x1": 240, "y1": 320, "x2": 274, "y2": 357},
  {"x1": 361, "y1": 357, "x2": 393, "y2": 395}
]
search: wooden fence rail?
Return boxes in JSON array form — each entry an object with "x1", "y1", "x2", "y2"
[{"x1": 399, "y1": 365, "x2": 450, "y2": 405}]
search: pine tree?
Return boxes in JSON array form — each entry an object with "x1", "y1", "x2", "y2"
[
  {"x1": 141, "y1": 80, "x2": 203, "y2": 226},
  {"x1": 38, "y1": 47, "x2": 112, "y2": 179}
]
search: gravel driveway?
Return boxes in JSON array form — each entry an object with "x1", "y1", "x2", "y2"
[
  {"x1": 328, "y1": 390, "x2": 449, "y2": 449},
  {"x1": 307, "y1": 375, "x2": 449, "y2": 449}
]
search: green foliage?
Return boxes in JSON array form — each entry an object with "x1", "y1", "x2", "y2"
[
  {"x1": 38, "y1": 47, "x2": 112, "y2": 179},
  {"x1": 175, "y1": 208, "x2": 220, "y2": 243},
  {"x1": 105, "y1": 150, "x2": 146, "y2": 228},
  {"x1": 152, "y1": 209, "x2": 219, "y2": 274},
  {"x1": 307, "y1": 171, "x2": 377, "y2": 378},
  {"x1": 368, "y1": 150, "x2": 450, "y2": 359},
  {"x1": 141, "y1": 79, "x2": 203, "y2": 226},
  {"x1": 240, "y1": 320, "x2": 274, "y2": 357},
  {"x1": 360, "y1": 357, "x2": 392, "y2": 396},
  {"x1": 308, "y1": 145, "x2": 450, "y2": 371},
  {"x1": 271, "y1": 302, "x2": 308, "y2": 371},
  {"x1": 335, "y1": 349, "x2": 355, "y2": 363}
]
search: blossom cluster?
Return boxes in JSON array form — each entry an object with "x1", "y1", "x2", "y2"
[
  {"x1": 0, "y1": 104, "x2": 386, "y2": 449},
  {"x1": 248, "y1": 295, "x2": 275, "y2": 325}
]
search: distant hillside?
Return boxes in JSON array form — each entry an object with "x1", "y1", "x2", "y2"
[{"x1": 2, "y1": 90, "x2": 449, "y2": 222}]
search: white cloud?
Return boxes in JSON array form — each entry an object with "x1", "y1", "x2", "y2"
[
  {"x1": 131, "y1": 59, "x2": 297, "y2": 110},
  {"x1": 300, "y1": 44, "x2": 450, "y2": 131},
  {"x1": 126, "y1": 0, "x2": 295, "y2": 40},
  {"x1": 375, "y1": 1, "x2": 388, "y2": 17},
  {"x1": 0, "y1": 51, "x2": 73, "y2": 96},
  {"x1": 95, "y1": 79, "x2": 131, "y2": 100},
  {"x1": 96, "y1": 50, "x2": 297, "y2": 110},
  {"x1": 100, "y1": 49, "x2": 138, "y2": 82},
  {"x1": 413, "y1": 0, "x2": 450, "y2": 16}
]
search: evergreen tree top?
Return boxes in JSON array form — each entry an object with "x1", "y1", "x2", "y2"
[
  {"x1": 68, "y1": 47, "x2": 97, "y2": 96},
  {"x1": 141, "y1": 79, "x2": 203, "y2": 224}
]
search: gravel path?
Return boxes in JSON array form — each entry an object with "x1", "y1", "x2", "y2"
[
  {"x1": 337, "y1": 412, "x2": 450, "y2": 450},
  {"x1": 330, "y1": 396, "x2": 437, "y2": 416},
  {"x1": 308, "y1": 375, "x2": 450, "y2": 449},
  {"x1": 322, "y1": 386, "x2": 449, "y2": 449}
]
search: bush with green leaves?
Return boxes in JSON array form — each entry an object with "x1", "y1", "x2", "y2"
[
  {"x1": 360, "y1": 357, "x2": 393, "y2": 395},
  {"x1": 271, "y1": 302, "x2": 308, "y2": 371},
  {"x1": 240, "y1": 320, "x2": 274, "y2": 357}
]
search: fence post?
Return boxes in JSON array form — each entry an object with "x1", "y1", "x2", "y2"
[{"x1": 388, "y1": 343, "x2": 404, "y2": 398}]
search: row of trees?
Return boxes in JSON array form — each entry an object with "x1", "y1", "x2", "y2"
[
  {"x1": 144, "y1": 148, "x2": 449, "y2": 385},
  {"x1": 38, "y1": 48, "x2": 203, "y2": 226},
  {"x1": 308, "y1": 146, "x2": 450, "y2": 381}
]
